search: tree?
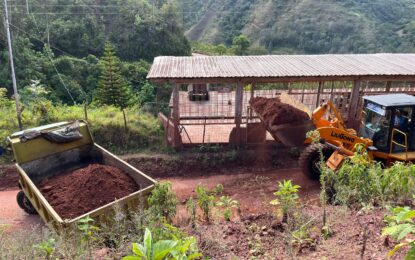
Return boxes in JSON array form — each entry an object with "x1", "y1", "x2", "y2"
[
  {"x1": 232, "y1": 35, "x2": 250, "y2": 55},
  {"x1": 95, "y1": 43, "x2": 133, "y2": 130}
]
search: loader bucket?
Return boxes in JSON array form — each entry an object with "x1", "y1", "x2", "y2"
[{"x1": 270, "y1": 120, "x2": 315, "y2": 147}]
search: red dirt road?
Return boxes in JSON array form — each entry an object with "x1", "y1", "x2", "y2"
[{"x1": 0, "y1": 189, "x2": 43, "y2": 230}]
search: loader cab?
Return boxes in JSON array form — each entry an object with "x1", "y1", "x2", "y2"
[{"x1": 359, "y1": 94, "x2": 415, "y2": 157}]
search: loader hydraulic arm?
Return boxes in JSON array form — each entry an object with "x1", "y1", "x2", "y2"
[{"x1": 312, "y1": 100, "x2": 347, "y2": 130}]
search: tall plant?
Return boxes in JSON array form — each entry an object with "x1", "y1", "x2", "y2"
[
  {"x1": 148, "y1": 182, "x2": 178, "y2": 222},
  {"x1": 195, "y1": 185, "x2": 215, "y2": 222},
  {"x1": 270, "y1": 180, "x2": 300, "y2": 222},
  {"x1": 95, "y1": 42, "x2": 133, "y2": 130}
]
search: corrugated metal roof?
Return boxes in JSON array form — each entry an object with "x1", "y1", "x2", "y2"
[{"x1": 147, "y1": 54, "x2": 415, "y2": 81}]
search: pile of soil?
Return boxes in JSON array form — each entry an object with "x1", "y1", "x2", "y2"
[
  {"x1": 250, "y1": 97, "x2": 310, "y2": 126},
  {"x1": 38, "y1": 164, "x2": 139, "y2": 219}
]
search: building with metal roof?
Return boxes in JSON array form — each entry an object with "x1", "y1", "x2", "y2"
[
  {"x1": 147, "y1": 54, "x2": 415, "y2": 147},
  {"x1": 148, "y1": 54, "x2": 415, "y2": 83}
]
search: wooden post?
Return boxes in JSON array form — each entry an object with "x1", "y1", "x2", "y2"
[
  {"x1": 330, "y1": 81, "x2": 334, "y2": 101},
  {"x1": 202, "y1": 117, "x2": 206, "y2": 144},
  {"x1": 385, "y1": 81, "x2": 391, "y2": 92},
  {"x1": 315, "y1": 81, "x2": 323, "y2": 108},
  {"x1": 347, "y1": 80, "x2": 361, "y2": 130},
  {"x1": 234, "y1": 82, "x2": 243, "y2": 145},
  {"x1": 172, "y1": 83, "x2": 181, "y2": 148},
  {"x1": 249, "y1": 83, "x2": 255, "y2": 120},
  {"x1": 84, "y1": 101, "x2": 88, "y2": 121},
  {"x1": 301, "y1": 83, "x2": 305, "y2": 103}
]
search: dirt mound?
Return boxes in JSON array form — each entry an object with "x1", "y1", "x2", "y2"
[
  {"x1": 38, "y1": 164, "x2": 139, "y2": 219},
  {"x1": 250, "y1": 97, "x2": 310, "y2": 126}
]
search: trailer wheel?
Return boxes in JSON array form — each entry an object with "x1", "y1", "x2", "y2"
[
  {"x1": 16, "y1": 191, "x2": 37, "y2": 215},
  {"x1": 299, "y1": 144, "x2": 334, "y2": 180}
]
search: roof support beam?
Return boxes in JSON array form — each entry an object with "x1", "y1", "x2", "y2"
[
  {"x1": 155, "y1": 75, "x2": 415, "y2": 85},
  {"x1": 172, "y1": 83, "x2": 182, "y2": 148},
  {"x1": 233, "y1": 82, "x2": 244, "y2": 145}
]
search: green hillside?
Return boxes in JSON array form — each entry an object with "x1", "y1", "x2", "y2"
[{"x1": 180, "y1": 0, "x2": 415, "y2": 54}]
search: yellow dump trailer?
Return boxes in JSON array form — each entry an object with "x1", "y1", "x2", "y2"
[{"x1": 7, "y1": 121, "x2": 156, "y2": 230}]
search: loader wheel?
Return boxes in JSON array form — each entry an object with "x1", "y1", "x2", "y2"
[
  {"x1": 17, "y1": 191, "x2": 37, "y2": 215},
  {"x1": 299, "y1": 144, "x2": 334, "y2": 180}
]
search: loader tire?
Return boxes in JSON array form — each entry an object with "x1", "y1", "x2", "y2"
[
  {"x1": 299, "y1": 144, "x2": 334, "y2": 180},
  {"x1": 17, "y1": 191, "x2": 37, "y2": 215}
]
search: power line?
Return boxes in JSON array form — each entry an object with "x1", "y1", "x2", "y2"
[
  {"x1": 8, "y1": 22, "x2": 77, "y2": 57},
  {"x1": 29, "y1": 3, "x2": 78, "y2": 104},
  {"x1": 8, "y1": 22, "x2": 77, "y2": 104}
]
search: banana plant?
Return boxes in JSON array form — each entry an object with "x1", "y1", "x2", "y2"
[{"x1": 123, "y1": 228, "x2": 201, "y2": 260}]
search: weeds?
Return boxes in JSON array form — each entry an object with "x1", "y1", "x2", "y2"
[
  {"x1": 33, "y1": 238, "x2": 55, "y2": 260},
  {"x1": 186, "y1": 197, "x2": 197, "y2": 228}
]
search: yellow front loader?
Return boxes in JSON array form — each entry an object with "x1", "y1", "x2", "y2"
[{"x1": 277, "y1": 93, "x2": 415, "y2": 180}]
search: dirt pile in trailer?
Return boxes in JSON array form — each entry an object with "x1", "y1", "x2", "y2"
[
  {"x1": 38, "y1": 164, "x2": 138, "y2": 219},
  {"x1": 250, "y1": 97, "x2": 310, "y2": 126}
]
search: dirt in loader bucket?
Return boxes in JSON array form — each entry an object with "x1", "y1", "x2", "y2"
[
  {"x1": 250, "y1": 96, "x2": 313, "y2": 146},
  {"x1": 38, "y1": 164, "x2": 139, "y2": 219},
  {"x1": 250, "y1": 97, "x2": 310, "y2": 125}
]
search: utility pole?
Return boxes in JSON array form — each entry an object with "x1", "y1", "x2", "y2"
[
  {"x1": 4, "y1": 0, "x2": 23, "y2": 130},
  {"x1": 25, "y1": 0, "x2": 29, "y2": 14}
]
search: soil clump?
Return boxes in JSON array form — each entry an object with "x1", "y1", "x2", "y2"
[{"x1": 38, "y1": 164, "x2": 138, "y2": 219}]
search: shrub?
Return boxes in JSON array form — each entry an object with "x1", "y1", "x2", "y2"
[
  {"x1": 382, "y1": 206, "x2": 415, "y2": 259},
  {"x1": 270, "y1": 180, "x2": 300, "y2": 222},
  {"x1": 195, "y1": 184, "x2": 215, "y2": 222},
  {"x1": 325, "y1": 149, "x2": 415, "y2": 207},
  {"x1": 148, "y1": 182, "x2": 178, "y2": 222}
]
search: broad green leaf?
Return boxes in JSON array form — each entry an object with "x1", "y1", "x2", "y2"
[
  {"x1": 153, "y1": 240, "x2": 178, "y2": 260},
  {"x1": 399, "y1": 210, "x2": 415, "y2": 222},
  {"x1": 137, "y1": 244, "x2": 147, "y2": 259},
  {"x1": 382, "y1": 224, "x2": 413, "y2": 241},
  {"x1": 398, "y1": 225, "x2": 415, "y2": 241},
  {"x1": 132, "y1": 243, "x2": 145, "y2": 257},
  {"x1": 179, "y1": 238, "x2": 195, "y2": 253},
  {"x1": 144, "y1": 228, "x2": 152, "y2": 258}
]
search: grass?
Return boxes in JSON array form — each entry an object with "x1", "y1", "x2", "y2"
[{"x1": 0, "y1": 103, "x2": 165, "y2": 161}]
